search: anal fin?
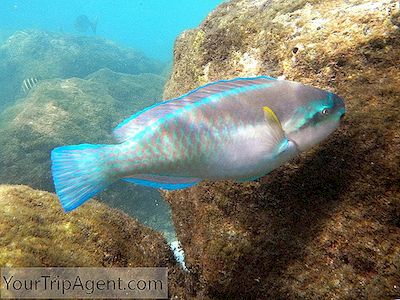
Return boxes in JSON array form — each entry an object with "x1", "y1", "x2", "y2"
[{"x1": 123, "y1": 174, "x2": 200, "y2": 190}]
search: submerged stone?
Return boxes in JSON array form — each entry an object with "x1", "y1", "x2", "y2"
[
  {"x1": 163, "y1": 0, "x2": 400, "y2": 298},
  {"x1": 0, "y1": 185, "x2": 171, "y2": 267},
  {"x1": 0, "y1": 185, "x2": 188, "y2": 298},
  {"x1": 0, "y1": 29, "x2": 163, "y2": 109},
  {"x1": 86, "y1": 68, "x2": 166, "y2": 103}
]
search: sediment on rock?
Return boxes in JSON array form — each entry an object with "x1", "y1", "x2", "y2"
[
  {"x1": 163, "y1": 0, "x2": 400, "y2": 299},
  {"x1": 0, "y1": 184, "x2": 189, "y2": 298}
]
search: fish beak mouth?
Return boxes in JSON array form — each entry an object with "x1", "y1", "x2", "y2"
[{"x1": 332, "y1": 93, "x2": 346, "y2": 120}]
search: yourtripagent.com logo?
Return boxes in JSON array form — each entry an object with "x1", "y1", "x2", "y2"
[{"x1": 0, "y1": 267, "x2": 168, "y2": 299}]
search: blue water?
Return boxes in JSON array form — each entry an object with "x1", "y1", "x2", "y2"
[{"x1": 0, "y1": 0, "x2": 223, "y2": 62}]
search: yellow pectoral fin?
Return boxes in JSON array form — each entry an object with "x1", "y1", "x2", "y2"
[
  {"x1": 262, "y1": 106, "x2": 286, "y2": 148},
  {"x1": 263, "y1": 106, "x2": 282, "y2": 128}
]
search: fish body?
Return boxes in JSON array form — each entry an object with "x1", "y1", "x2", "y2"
[
  {"x1": 111, "y1": 79, "x2": 298, "y2": 180},
  {"x1": 74, "y1": 15, "x2": 97, "y2": 34},
  {"x1": 21, "y1": 77, "x2": 39, "y2": 94},
  {"x1": 51, "y1": 76, "x2": 345, "y2": 211}
]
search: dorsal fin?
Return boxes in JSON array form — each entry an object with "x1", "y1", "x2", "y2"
[{"x1": 112, "y1": 76, "x2": 277, "y2": 143}]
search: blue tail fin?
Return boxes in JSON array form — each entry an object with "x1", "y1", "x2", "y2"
[{"x1": 51, "y1": 144, "x2": 112, "y2": 212}]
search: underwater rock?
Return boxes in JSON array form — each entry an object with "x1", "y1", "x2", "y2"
[
  {"x1": 163, "y1": 0, "x2": 400, "y2": 299},
  {"x1": 0, "y1": 75, "x2": 173, "y2": 235},
  {"x1": 86, "y1": 68, "x2": 166, "y2": 103},
  {"x1": 0, "y1": 77, "x2": 136, "y2": 190},
  {"x1": 0, "y1": 184, "x2": 188, "y2": 298},
  {"x1": 0, "y1": 184, "x2": 172, "y2": 267},
  {"x1": 0, "y1": 29, "x2": 163, "y2": 109}
]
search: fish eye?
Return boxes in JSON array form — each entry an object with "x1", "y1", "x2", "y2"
[{"x1": 321, "y1": 108, "x2": 330, "y2": 115}]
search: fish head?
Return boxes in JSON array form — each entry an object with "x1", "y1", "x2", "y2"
[{"x1": 283, "y1": 90, "x2": 345, "y2": 152}]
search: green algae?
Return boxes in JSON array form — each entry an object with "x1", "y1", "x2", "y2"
[
  {"x1": 162, "y1": 0, "x2": 400, "y2": 298},
  {"x1": 0, "y1": 185, "x2": 189, "y2": 298},
  {"x1": 0, "y1": 29, "x2": 163, "y2": 110},
  {"x1": 0, "y1": 185, "x2": 174, "y2": 267}
]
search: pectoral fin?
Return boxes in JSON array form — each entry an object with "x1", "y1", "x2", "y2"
[
  {"x1": 262, "y1": 106, "x2": 287, "y2": 149},
  {"x1": 263, "y1": 106, "x2": 281, "y2": 126}
]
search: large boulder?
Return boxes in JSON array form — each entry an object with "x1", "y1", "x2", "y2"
[
  {"x1": 0, "y1": 29, "x2": 163, "y2": 109},
  {"x1": 0, "y1": 185, "x2": 187, "y2": 298},
  {"x1": 163, "y1": 0, "x2": 400, "y2": 299},
  {"x1": 0, "y1": 76, "x2": 139, "y2": 190},
  {"x1": 0, "y1": 72, "x2": 173, "y2": 235},
  {"x1": 86, "y1": 68, "x2": 166, "y2": 103}
]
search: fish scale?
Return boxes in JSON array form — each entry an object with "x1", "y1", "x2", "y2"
[
  {"x1": 51, "y1": 76, "x2": 345, "y2": 211},
  {"x1": 122, "y1": 87, "x2": 262, "y2": 176}
]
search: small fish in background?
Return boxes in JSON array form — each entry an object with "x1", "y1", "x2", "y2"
[
  {"x1": 21, "y1": 77, "x2": 39, "y2": 94},
  {"x1": 74, "y1": 15, "x2": 98, "y2": 34},
  {"x1": 51, "y1": 76, "x2": 345, "y2": 212}
]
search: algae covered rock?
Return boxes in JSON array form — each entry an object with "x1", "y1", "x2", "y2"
[
  {"x1": 0, "y1": 185, "x2": 173, "y2": 267},
  {"x1": 0, "y1": 29, "x2": 163, "y2": 109},
  {"x1": 86, "y1": 68, "x2": 166, "y2": 103},
  {"x1": 0, "y1": 185, "x2": 188, "y2": 298},
  {"x1": 0, "y1": 77, "x2": 128, "y2": 189},
  {"x1": 0, "y1": 73, "x2": 173, "y2": 234},
  {"x1": 163, "y1": 0, "x2": 400, "y2": 298}
]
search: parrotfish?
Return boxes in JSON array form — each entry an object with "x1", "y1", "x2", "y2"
[{"x1": 51, "y1": 76, "x2": 345, "y2": 212}]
